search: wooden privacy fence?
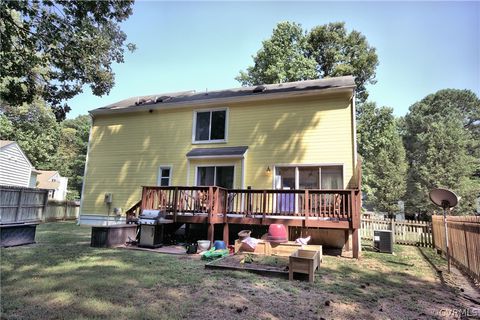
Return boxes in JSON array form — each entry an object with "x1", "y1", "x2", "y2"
[
  {"x1": 361, "y1": 218, "x2": 433, "y2": 247},
  {"x1": 432, "y1": 215, "x2": 480, "y2": 282},
  {"x1": 44, "y1": 200, "x2": 80, "y2": 222},
  {"x1": 0, "y1": 185, "x2": 48, "y2": 223}
]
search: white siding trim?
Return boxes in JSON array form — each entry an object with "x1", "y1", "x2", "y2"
[
  {"x1": 352, "y1": 92, "x2": 358, "y2": 166},
  {"x1": 79, "y1": 117, "x2": 93, "y2": 218}
]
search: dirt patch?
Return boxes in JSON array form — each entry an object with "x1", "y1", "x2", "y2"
[{"x1": 206, "y1": 254, "x2": 289, "y2": 275}]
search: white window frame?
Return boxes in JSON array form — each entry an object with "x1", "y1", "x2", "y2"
[
  {"x1": 272, "y1": 163, "x2": 345, "y2": 190},
  {"x1": 157, "y1": 166, "x2": 173, "y2": 186},
  {"x1": 194, "y1": 164, "x2": 236, "y2": 188},
  {"x1": 192, "y1": 108, "x2": 228, "y2": 144}
]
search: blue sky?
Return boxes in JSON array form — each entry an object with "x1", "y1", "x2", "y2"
[{"x1": 67, "y1": 1, "x2": 480, "y2": 118}]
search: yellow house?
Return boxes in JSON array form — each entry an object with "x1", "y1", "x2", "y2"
[{"x1": 81, "y1": 76, "x2": 361, "y2": 256}]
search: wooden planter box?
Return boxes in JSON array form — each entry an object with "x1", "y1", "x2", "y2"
[
  {"x1": 0, "y1": 223, "x2": 39, "y2": 247},
  {"x1": 234, "y1": 240, "x2": 323, "y2": 263},
  {"x1": 234, "y1": 239, "x2": 272, "y2": 255},
  {"x1": 91, "y1": 224, "x2": 137, "y2": 248},
  {"x1": 289, "y1": 249, "x2": 320, "y2": 283}
]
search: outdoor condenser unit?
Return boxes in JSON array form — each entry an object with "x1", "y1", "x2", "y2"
[{"x1": 373, "y1": 230, "x2": 393, "y2": 254}]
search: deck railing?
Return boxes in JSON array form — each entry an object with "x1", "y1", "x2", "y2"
[
  {"x1": 141, "y1": 186, "x2": 228, "y2": 221},
  {"x1": 226, "y1": 189, "x2": 354, "y2": 219},
  {"x1": 140, "y1": 186, "x2": 360, "y2": 226}
]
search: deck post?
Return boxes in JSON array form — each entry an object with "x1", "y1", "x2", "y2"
[
  {"x1": 207, "y1": 223, "x2": 214, "y2": 244},
  {"x1": 304, "y1": 190, "x2": 309, "y2": 227},
  {"x1": 262, "y1": 190, "x2": 267, "y2": 223},
  {"x1": 140, "y1": 187, "x2": 147, "y2": 211},
  {"x1": 352, "y1": 228, "x2": 359, "y2": 258},
  {"x1": 223, "y1": 223, "x2": 229, "y2": 245},
  {"x1": 173, "y1": 187, "x2": 178, "y2": 222},
  {"x1": 344, "y1": 229, "x2": 350, "y2": 251}
]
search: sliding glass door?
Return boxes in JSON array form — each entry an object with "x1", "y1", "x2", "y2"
[
  {"x1": 196, "y1": 166, "x2": 234, "y2": 189},
  {"x1": 275, "y1": 165, "x2": 343, "y2": 190}
]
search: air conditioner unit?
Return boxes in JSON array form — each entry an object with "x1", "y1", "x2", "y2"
[{"x1": 373, "y1": 230, "x2": 393, "y2": 254}]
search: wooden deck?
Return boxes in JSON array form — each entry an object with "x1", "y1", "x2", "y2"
[{"x1": 131, "y1": 184, "x2": 362, "y2": 258}]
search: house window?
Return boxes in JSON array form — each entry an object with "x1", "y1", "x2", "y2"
[
  {"x1": 194, "y1": 109, "x2": 227, "y2": 142},
  {"x1": 196, "y1": 166, "x2": 234, "y2": 189},
  {"x1": 157, "y1": 167, "x2": 172, "y2": 186},
  {"x1": 275, "y1": 165, "x2": 343, "y2": 190}
]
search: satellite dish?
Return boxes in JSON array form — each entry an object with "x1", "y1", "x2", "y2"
[
  {"x1": 429, "y1": 188, "x2": 458, "y2": 274},
  {"x1": 429, "y1": 188, "x2": 458, "y2": 209}
]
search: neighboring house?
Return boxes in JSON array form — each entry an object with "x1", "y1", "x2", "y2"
[
  {"x1": 81, "y1": 76, "x2": 362, "y2": 256},
  {"x1": 0, "y1": 140, "x2": 39, "y2": 187},
  {"x1": 36, "y1": 171, "x2": 69, "y2": 201}
]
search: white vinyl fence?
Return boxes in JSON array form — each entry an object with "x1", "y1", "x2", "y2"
[{"x1": 361, "y1": 218, "x2": 433, "y2": 247}]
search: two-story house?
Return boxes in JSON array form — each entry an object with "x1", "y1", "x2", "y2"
[
  {"x1": 36, "y1": 170, "x2": 69, "y2": 201},
  {"x1": 0, "y1": 140, "x2": 39, "y2": 188},
  {"x1": 80, "y1": 76, "x2": 361, "y2": 257}
]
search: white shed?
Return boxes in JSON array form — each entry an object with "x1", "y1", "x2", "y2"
[{"x1": 0, "y1": 140, "x2": 37, "y2": 187}]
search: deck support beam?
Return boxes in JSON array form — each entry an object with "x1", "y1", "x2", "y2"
[
  {"x1": 352, "y1": 228, "x2": 359, "y2": 258},
  {"x1": 207, "y1": 223, "x2": 214, "y2": 244},
  {"x1": 344, "y1": 229, "x2": 350, "y2": 251},
  {"x1": 223, "y1": 223, "x2": 229, "y2": 245}
]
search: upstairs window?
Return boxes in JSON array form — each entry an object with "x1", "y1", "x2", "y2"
[{"x1": 194, "y1": 109, "x2": 227, "y2": 142}]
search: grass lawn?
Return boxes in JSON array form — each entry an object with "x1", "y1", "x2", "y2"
[{"x1": 0, "y1": 222, "x2": 470, "y2": 319}]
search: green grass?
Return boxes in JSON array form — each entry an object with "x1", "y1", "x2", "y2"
[{"x1": 0, "y1": 222, "x2": 465, "y2": 320}]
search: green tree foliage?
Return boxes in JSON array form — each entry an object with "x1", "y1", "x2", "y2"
[
  {"x1": 53, "y1": 115, "x2": 91, "y2": 199},
  {"x1": 236, "y1": 22, "x2": 317, "y2": 86},
  {"x1": 0, "y1": 104, "x2": 90, "y2": 199},
  {"x1": 357, "y1": 102, "x2": 407, "y2": 216},
  {"x1": 0, "y1": 1, "x2": 135, "y2": 120},
  {"x1": 237, "y1": 21, "x2": 378, "y2": 102},
  {"x1": 403, "y1": 89, "x2": 480, "y2": 214},
  {"x1": 0, "y1": 102, "x2": 60, "y2": 168}
]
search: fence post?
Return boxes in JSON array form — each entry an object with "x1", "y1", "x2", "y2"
[
  {"x1": 430, "y1": 220, "x2": 435, "y2": 249},
  {"x1": 14, "y1": 189, "x2": 25, "y2": 222},
  {"x1": 390, "y1": 218, "x2": 396, "y2": 244},
  {"x1": 463, "y1": 223, "x2": 470, "y2": 273}
]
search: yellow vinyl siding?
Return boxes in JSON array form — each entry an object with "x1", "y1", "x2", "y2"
[{"x1": 82, "y1": 92, "x2": 354, "y2": 215}]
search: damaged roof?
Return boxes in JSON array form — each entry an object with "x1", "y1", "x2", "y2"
[{"x1": 90, "y1": 76, "x2": 355, "y2": 115}]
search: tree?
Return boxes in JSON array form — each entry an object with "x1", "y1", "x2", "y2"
[
  {"x1": 0, "y1": 101, "x2": 60, "y2": 168},
  {"x1": 52, "y1": 115, "x2": 91, "y2": 199},
  {"x1": 0, "y1": 1, "x2": 135, "y2": 120},
  {"x1": 236, "y1": 22, "x2": 317, "y2": 86},
  {"x1": 0, "y1": 104, "x2": 90, "y2": 200},
  {"x1": 236, "y1": 21, "x2": 378, "y2": 103},
  {"x1": 403, "y1": 89, "x2": 480, "y2": 215},
  {"x1": 357, "y1": 102, "x2": 407, "y2": 216}
]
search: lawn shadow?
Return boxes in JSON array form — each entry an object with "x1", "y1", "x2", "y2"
[{"x1": 0, "y1": 222, "x2": 470, "y2": 320}]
